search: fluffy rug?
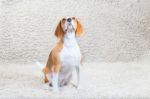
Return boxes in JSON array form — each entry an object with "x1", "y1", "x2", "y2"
[{"x1": 0, "y1": 61, "x2": 150, "y2": 98}]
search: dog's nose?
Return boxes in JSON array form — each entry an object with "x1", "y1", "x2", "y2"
[{"x1": 67, "y1": 18, "x2": 71, "y2": 22}]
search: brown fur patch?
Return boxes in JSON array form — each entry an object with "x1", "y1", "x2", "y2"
[
  {"x1": 75, "y1": 19, "x2": 84, "y2": 36},
  {"x1": 43, "y1": 40, "x2": 63, "y2": 83},
  {"x1": 54, "y1": 21, "x2": 64, "y2": 39}
]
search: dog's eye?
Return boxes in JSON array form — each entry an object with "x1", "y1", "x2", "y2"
[
  {"x1": 62, "y1": 18, "x2": 66, "y2": 21},
  {"x1": 72, "y1": 17, "x2": 75, "y2": 20}
]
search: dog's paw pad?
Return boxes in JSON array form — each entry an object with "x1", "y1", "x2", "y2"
[{"x1": 49, "y1": 83, "x2": 53, "y2": 87}]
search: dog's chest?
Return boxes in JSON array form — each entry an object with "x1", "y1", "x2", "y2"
[{"x1": 60, "y1": 37, "x2": 81, "y2": 67}]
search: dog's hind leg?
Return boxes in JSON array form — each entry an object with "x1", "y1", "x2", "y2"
[
  {"x1": 44, "y1": 73, "x2": 49, "y2": 83},
  {"x1": 42, "y1": 67, "x2": 49, "y2": 83}
]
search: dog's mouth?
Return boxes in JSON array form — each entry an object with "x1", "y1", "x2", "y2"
[
  {"x1": 65, "y1": 24, "x2": 75, "y2": 33},
  {"x1": 67, "y1": 24, "x2": 73, "y2": 29}
]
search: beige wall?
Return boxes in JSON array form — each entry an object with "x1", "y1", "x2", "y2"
[{"x1": 0, "y1": 0, "x2": 150, "y2": 63}]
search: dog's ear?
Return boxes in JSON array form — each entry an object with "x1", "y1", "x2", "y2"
[
  {"x1": 75, "y1": 19, "x2": 84, "y2": 36},
  {"x1": 54, "y1": 21, "x2": 64, "y2": 39}
]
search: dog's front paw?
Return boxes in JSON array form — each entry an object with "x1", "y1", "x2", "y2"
[{"x1": 49, "y1": 83, "x2": 53, "y2": 87}]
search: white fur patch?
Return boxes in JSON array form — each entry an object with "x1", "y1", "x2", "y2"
[
  {"x1": 58, "y1": 32, "x2": 81, "y2": 86},
  {"x1": 60, "y1": 32, "x2": 81, "y2": 67}
]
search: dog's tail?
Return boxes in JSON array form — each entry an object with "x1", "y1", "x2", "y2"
[{"x1": 36, "y1": 61, "x2": 45, "y2": 69}]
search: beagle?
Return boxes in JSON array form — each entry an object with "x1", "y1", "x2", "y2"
[{"x1": 37, "y1": 17, "x2": 84, "y2": 91}]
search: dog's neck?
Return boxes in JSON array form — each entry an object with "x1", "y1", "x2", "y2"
[{"x1": 63, "y1": 32, "x2": 78, "y2": 47}]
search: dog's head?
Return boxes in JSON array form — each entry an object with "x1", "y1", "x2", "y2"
[{"x1": 54, "y1": 17, "x2": 83, "y2": 39}]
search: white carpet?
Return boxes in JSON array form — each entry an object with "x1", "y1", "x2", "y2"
[{"x1": 0, "y1": 60, "x2": 150, "y2": 98}]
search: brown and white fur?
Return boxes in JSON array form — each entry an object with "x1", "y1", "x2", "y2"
[{"x1": 37, "y1": 17, "x2": 83, "y2": 91}]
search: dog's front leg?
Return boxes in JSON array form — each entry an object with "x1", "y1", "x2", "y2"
[
  {"x1": 75, "y1": 65, "x2": 80, "y2": 88},
  {"x1": 52, "y1": 72, "x2": 59, "y2": 92},
  {"x1": 50, "y1": 64, "x2": 60, "y2": 92}
]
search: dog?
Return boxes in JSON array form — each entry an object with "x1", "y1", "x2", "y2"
[{"x1": 37, "y1": 17, "x2": 84, "y2": 92}]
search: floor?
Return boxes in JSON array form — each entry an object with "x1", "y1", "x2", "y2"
[{"x1": 0, "y1": 61, "x2": 150, "y2": 99}]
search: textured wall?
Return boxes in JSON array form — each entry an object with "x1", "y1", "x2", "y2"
[{"x1": 0, "y1": 0, "x2": 150, "y2": 63}]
